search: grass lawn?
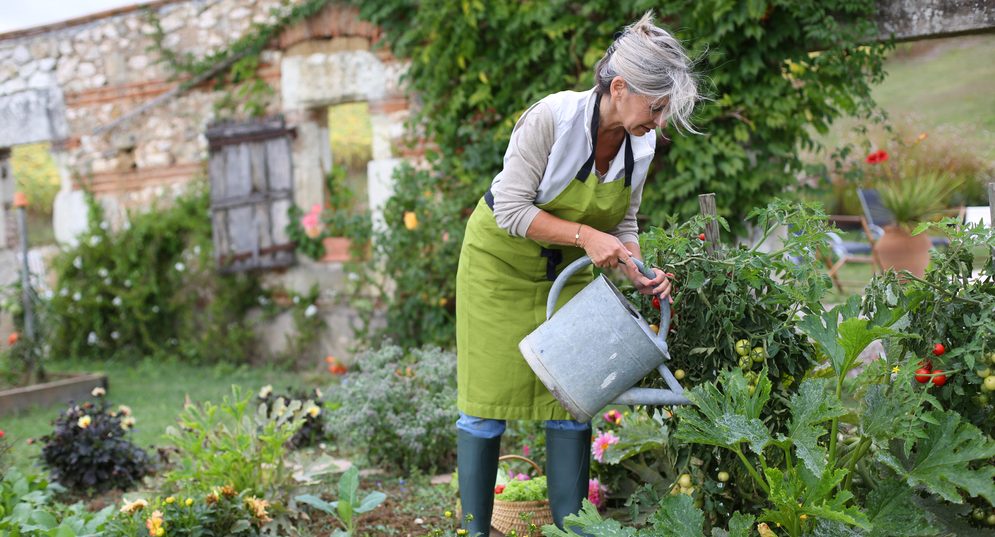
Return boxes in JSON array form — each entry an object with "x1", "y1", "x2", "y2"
[{"x1": 1, "y1": 357, "x2": 328, "y2": 473}]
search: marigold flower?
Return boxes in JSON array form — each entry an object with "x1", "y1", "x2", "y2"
[
  {"x1": 120, "y1": 498, "x2": 148, "y2": 514},
  {"x1": 185, "y1": 498, "x2": 194, "y2": 507},
  {"x1": 145, "y1": 509, "x2": 165, "y2": 537},
  {"x1": 205, "y1": 492, "x2": 219, "y2": 505},
  {"x1": 77, "y1": 415, "x2": 92, "y2": 429},
  {"x1": 591, "y1": 430, "x2": 620, "y2": 463},
  {"x1": 165, "y1": 496, "x2": 175, "y2": 504},
  {"x1": 220, "y1": 485, "x2": 237, "y2": 498}
]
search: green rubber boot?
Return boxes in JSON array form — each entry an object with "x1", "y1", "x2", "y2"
[
  {"x1": 546, "y1": 427, "x2": 592, "y2": 533},
  {"x1": 457, "y1": 430, "x2": 501, "y2": 537}
]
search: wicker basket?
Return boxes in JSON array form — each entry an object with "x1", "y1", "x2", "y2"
[{"x1": 491, "y1": 455, "x2": 554, "y2": 535}]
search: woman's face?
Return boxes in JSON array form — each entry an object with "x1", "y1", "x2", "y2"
[{"x1": 611, "y1": 79, "x2": 668, "y2": 136}]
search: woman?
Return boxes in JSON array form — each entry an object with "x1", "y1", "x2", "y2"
[{"x1": 455, "y1": 11, "x2": 698, "y2": 534}]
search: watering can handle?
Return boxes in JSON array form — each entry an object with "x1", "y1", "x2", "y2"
[{"x1": 546, "y1": 256, "x2": 672, "y2": 337}]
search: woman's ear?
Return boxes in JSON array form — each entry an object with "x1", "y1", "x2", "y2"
[{"x1": 610, "y1": 76, "x2": 627, "y2": 101}]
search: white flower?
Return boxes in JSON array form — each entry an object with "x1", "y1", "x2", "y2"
[
  {"x1": 104, "y1": 278, "x2": 112, "y2": 286},
  {"x1": 112, "y1": 296, "x2": 122, "y2": 307},
  {"x1": 89, "y1": 235, "x2": 101, "y2": 246},
  {"x1": 258, "y1": 385, "x2": 273, "y2": 399},
  {"x1": 98, "y1": 268, "x2": 109, "y2": 278},
  {"x1": 120, "y1": 416, "x2": 136, "y2": 430},
  {"x1": 193, "y1": 245, "x2": 201, "y2": 255},
  {"x1": 124, "y1": 279, "x2": 132, "y2": 288},
  {"x1": 87, "y1": 332, "x2": 98, "y2": 345},
  {"x1": 117, "y1": 404, "x2": 132, "y2": 416},
  {"x1": 304, "y1": 304, "x2": 318, "y2": 318},
  {"x1": 73, "y1": 257, "x2": 83, "y2": 269},
  {"x1": 292, "y1": 295, "x2": 300, "y2": 304},
  {"x1": 111, "y1": 331, "x2": 120, "y2": 340},
  {"x1": 73, "y1": 292, "x2": 82, "y2": 302},
  {"x1": 152, "y1": 305, "x2": 160, "y2": 313},
  {"x1": 60, "y1": 287, "x2": 69, "y2": 296},
  {"x1": 100, "y1": 221, "x2": 109, "y2": 230},
  {"x1": 174, "y1": 262, "x2": 185, "y2": 272},
  {"x1": 91, "y1": 387, "x2": 106, "y2": 397},
  {"x1": 257, "y1": 296, "x2": 270, "y2": 306}
]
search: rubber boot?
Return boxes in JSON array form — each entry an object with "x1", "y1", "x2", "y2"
[
  {"x1": 545, "y1": 427, "x2": 592, "y2": 533},
  {"x1": 457, "y1": 430, "x2": 501, "y2": 537}
]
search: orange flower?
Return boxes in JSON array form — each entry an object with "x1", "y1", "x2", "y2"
[
  {"x1": 7, "y1": 332, "x2": 18, "y2": 346},
  {"x1": 403, "y1": 211, "x2": 419, "y2": 230}
]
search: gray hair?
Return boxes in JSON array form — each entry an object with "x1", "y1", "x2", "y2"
[{"x1": 594, "y1": 11, "x2": 700, "y2": 134}]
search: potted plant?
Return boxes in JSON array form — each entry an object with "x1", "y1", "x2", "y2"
[
  {"x1": 864, "y1": 150, "x2": 960, "y2": 277},
  {"x1": 287, "y1": 164, "x2": 371, "y2": 263}
]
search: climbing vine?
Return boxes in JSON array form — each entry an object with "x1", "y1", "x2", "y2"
[
  {"x1": 145, "y1": 0, "x2": 332, "y2": 117},
  {"x1": 349, "y1": 0, "x2": 890, "y2": 348}
]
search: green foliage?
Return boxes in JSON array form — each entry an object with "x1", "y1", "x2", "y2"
[
  {"x1": 351, "y1": 0, "x2": 888, "y2": 348},
  {"x1": 295, "y1": 466, "x2": 387, "y2": 537},
  {"x1": 286, "y1": 165, "x2": 373, "y2": 261},
  {"x1": 162, "y1": 386, "x2": 312, "y2": 505},
  {"x1": 325, "y1": 345, "x2": 457, "y2": 472},
  {"x1": 876, "y1": 172, "x2": 961, "y2": 229},
  {"x1": 43, "y1": 184, "x2": 263, "y2": 364},
  {"x1": 496, "y1": 476, "x2": 547, "y2": 502},
  {"x1": 543, "y1": 497, "x2": 754, "y2": 537},
  {"x1": 39, "y1": 395, "x2": 153, "y2": 495},
  {"x1": 9, "y1": 143, "x2": 60, "y2": 217}
]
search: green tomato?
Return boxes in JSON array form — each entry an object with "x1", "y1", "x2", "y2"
[
  {"x1": 973, "y1": 508, "x2": 986, "y2": 521},
  {"x1": 984, "y1": 376, "x2": 995, "y2": 392},
  {"x1": 717, "y1": 471, "x2": 730, "y2": 483},
  {"x1": 750, "y1": 346, "x2": 766, "y2": 363},
  {"x1": 987, "y1": 513, "x2": 995, "y2": 526},
  {"x1": 975, "y1": 394, "x2": 990, "y2": 407},
  {"x1": 735, "y1": 339, "x2": 750, "y2": 357},
  {"x1": 989, "y1": 352, "x2": 995, "y2": 365},
  {"x1": 978, "y1": 368, "x2": 992, "y2": 378},
  {"x1": 738, "y1": 356, "x2": 753, "y2": 371},
  {"x1": 678, "y1": 474, "x2": 692, "y2": 488}
]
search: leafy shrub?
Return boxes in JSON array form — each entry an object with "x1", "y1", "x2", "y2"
[
  {"x1": 104, "y1": 487, "x2": 272, "y2": 536},
  {"x1": 39, "y1": 394, "x2": 153, "y2": 494},
  {"x1": 295, "y1": 466, "x2": 387, "y2": 536},
  {"x1": 326, "y1": 345, "x2": 457, "y2": 472},
  {"x1": 0, "y1": 467, "x2": 115, "y2": 535},
  {"x1": 256, "y1": 385, "x2": 329, "y2": 448},
  {"x1": 44, "y1": 183, "x2": 263, "y2": 364},
  {"x1": 163, "y1": 386, "x2": 312, "y2": 505}
]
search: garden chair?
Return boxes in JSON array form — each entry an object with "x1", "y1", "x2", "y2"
[{"x1": 821, "y1": 214, "x2": 881, "y2": 293}]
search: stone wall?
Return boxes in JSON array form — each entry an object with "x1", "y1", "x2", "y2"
[{"x1": 0, "y1": 0, "x2": 412, "y2": 363}]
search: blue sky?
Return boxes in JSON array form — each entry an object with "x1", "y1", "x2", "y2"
[{"x1": 0, "y1": 0, "x2": 143, "y2": 33}]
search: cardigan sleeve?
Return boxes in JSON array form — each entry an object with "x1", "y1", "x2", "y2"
[{"x1": 490, "y1": 102, "x2": 555, "y2": 237}]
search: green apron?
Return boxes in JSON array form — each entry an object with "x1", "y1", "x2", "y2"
[{"x1": 456, "y1": 97, "x2": 636, "y2": 420}]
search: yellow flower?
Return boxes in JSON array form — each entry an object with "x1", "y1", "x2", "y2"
[
  {"x1": 891, "y1": 365, "x2": 901, "y2": 374},
  {"x1": 121, "y1": 416, "x2": 136, "y2": 430},
  {"x1": 117, "y1": 405, "x2": 132, "y2": 416},
  {"x1": 307, "y1": 405, "x2": 321, "y2": 418},
  {"x1": 145, "y1": 509, "x2": 165, "y2": 537},
  {"x1": 258, "y1": 385, "x2": 273, "y2": 399},
  {"x1": 165, "y1": 496, "x2": 175, "y2": 504},
  {"x1": 456, "y1": 530, "x2": 468, "y2": 536},
  {"x1": 77, "y1": 415, "x2": 92, "y2": 429},
  {"x1": 185, "y1": 498, "x2": 194, "y2": 507},
  {"x1": 120, "y1": 498, "x2": 148, "y2": 514},
  {"x1": 403, "y1": 211, "x2": 419, "y2": 230},
  {"x1": 444, "y1": 510, "x2": 453, "y2": 518}
]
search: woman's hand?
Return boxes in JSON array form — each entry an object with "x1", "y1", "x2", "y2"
[
  {"x1": 579, "y1": 226, "x2": 633, "y2": 269},
  {"x1": 624, "y1": 264, "x2": 674, "y2": 299}
]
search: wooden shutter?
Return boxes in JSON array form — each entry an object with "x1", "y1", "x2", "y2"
[{"x1": 206, "y1": 116, "x2": 295, "y2": 273}]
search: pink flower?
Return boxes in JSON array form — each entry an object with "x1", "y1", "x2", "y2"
[
  {"x1": 300, "y1": 204, "x2": 324, "y2": 238},
  {"x1": 591, "y1": 431, "x2": 620, "y2": 463},
  {"x1": 603, "y1": 409, "x2": 622, "y2": 425},
  {"x1": 588, "y1": 478, "x2": 608, "y2": 509},
  {"x1": 515, "y1": 473, "x2": 529, "y2": 481},
  {"x1": 522, "y1": 444, "x2": 531, "y2": 457}
]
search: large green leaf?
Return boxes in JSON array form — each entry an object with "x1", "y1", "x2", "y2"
[
  {"x1": 354, "y1": 491, "x2": 387, "y2": 514},
  {"x1": 648, "y1": 494, "x2": 705, "y2": 537},
  {"x1": 876, "y1": 410, "x2": 995, "y2": 505},
  {"x1": 797, "y1": 297, "x2": 893, "y2": 378},
  {"x1": 864, "y1": 479, "x2": 936, "y2": 537},
  {"x1": 858, "y1": 385, "x2": 930, "y2": 444},
  {"x1": 544, "y1": 500, "x2": 641, "y2": 537},
  {"x1": 602, "y1": 412, "x2": 671, "y2": 465},
  {"x1": 783, "y1": 379, "x2": 846, "y2": 476},
  {"x1": 675, "y1": 369, "x2": 772, "y2": 456},
  {"x1": 762, "y1": 466, "x2": 869, "y2": 531},
  {"x1": 809, "y1": 520, "x2": 867, "y2": 537}
]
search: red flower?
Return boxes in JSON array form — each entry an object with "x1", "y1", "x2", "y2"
[
  {"x1": 865, "y1": 150, "x2": 889, "y2": 164},
  {"x1": 7, "y1": 332, "x2": 18, "y2": 346},
  {"x1": 0, "y1": 430, "x2": 5, "y2": 439}
]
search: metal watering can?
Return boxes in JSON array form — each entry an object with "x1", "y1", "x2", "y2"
[{"x1": 519, "y1": 256, "x2": 690, "y2": 422}]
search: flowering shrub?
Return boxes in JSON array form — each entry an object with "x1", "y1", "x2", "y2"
[
  {"x1": 44, "y1": 184, "x2": 263, "y2": 363},
  {"x1": 326, "y1": 345, "x2": 457, "y2": 471},
  {"x1": 39, "y1": 390, "x2": 152, "y2": 494},
  {"x1": 103, "y1": 486, "x2": 272, "y2": 536}
]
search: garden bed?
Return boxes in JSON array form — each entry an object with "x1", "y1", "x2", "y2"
[{"x1": 0, "y1": 372, "x2": 107, "y2": 416}]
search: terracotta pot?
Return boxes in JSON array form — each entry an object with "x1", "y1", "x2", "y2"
[
  {"x1": 875, "y1": 225, "x2": 931, "y2": 278},
  {"x1": 321, "y1": 236, "x2": 352, "y2": 262}
]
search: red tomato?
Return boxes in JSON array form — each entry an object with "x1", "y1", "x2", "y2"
[
  {"x1": 930, "y1": 370, "x2": 947, "y2": 386},
  {"x1": 915, "y1": 367, "x2": 932, "y2": 384},
  {"x1": 698, "y1": 233, "x2": 706, "y2": 241},
  {"x1": 494, "y1": 484, "x2": 505, "y2": 494},
  {"x1": 652, "y1": 296, "x2": 661, "y2": 310},
  {"x1": 932, "y1": 343, "x2": 945, "y2": 356}
]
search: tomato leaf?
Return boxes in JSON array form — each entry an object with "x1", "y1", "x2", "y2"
[{"x1": 876, "y1": 410, "x2": 995, "y2": 505}]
